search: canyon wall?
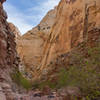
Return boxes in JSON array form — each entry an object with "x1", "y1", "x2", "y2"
[
  {"x1": 17, "y1": 7, "x2": 57, "y2": 76},
  {"x1": 39, "y1": 0, "x2": 100, "y2": 73},
  {"x1": 17, "y1": 0, "x2": 100, "y2": 78},
  {"x1": 0, "y1": 2, "x2": 21, "y2": 99},
  {"x1": 8, "y1": 22, "x2": 21, "y2": 40},
  {"x1": 0, "y1": 0, "x2": 99, "y2": 99},
  {"x1": 0, "y1": 2, "x2": 19, "y2": 82}
]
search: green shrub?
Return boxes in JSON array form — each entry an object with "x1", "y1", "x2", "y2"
[
  {"x1": 11, "y1": 69, "x2": 32, "y2": 90},
  {"x1": 32, "y1": 80, "x2": 56, "y2": 90},
  {"x1": 57, "y1": 66, "x2": 100, "y2": 98},
  {"x1": 55, "y1": 46, "x2": 100, "y2": 99},
  {"x1": 39, "y1": 81, "x2": 56, "y2": 90},
  {"x1": 38, "y1": 46, "x2": 100, "y2": 99}
]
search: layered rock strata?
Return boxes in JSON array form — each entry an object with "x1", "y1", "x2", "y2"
[
  {"x1": 39, "y1": 0, "x2": 100, "y2": 74},
  {"x1": 8, "y1": 22, "x2": 21, "y2": 40},
  {"x1": 17, "y1": 7, "x2": 57, "y2": 76},
  {"x1": 0, "y1": 1, "x2": 21, "y2": 99}
]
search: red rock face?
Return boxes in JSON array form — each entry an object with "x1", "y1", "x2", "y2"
[
  {"x1": 16, "y1": 7, "x2": 57, "y2": 77},
  {"x1": 0, "y1": 0, "x2": 20, "y2": 91},
  {"x1": 8, "y1": 22, "x2": 21, "y2": 40},
  {"x1": 0, "y1": 2, "x2": 21, "y2": 99},
  {"x1": 39, "y1": 0, "x2": 100, "y2": 73},
  {"x1": 0, "y1": 2, "x2": 18, "y2": 75},
  {"x1": 0, "y1": 0, "x2": 100, "y2": 99}
]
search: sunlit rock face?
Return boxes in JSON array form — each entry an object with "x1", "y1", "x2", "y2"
[
  {"x1": 0, "y1": 0, "x2": 100, "y2": 99},
  {"x1": 17, "y1": 0, "x2": 100, "y2": 78},
  {"x1": 8, "y1": 22, "x2": 21, "y2": 40},
  {"x1": 39, "y1": 0, "x2": 100, "y2": 73},
  {"x1": 29, "y1": 6, "x2": 57, "y2": 35},
  {"x1": 17, "y1": 7, "x2": 57, "y2": 76}
]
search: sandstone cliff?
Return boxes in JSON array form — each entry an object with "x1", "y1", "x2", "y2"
[
  {"x1": 17, "y1": 7, "x2": 57, "y2": 76},
  {"x1": 0, "y1": 1, "x2": 21, "y2": 99},
  {"x1": 0, "y1": 0, "x2": 100, "y2": 99},
  {"x1": 0, "y1": 2, "x2": 20, "y2": 83},
  {"x1": 17, "y1": 0, "x2": 100, "y2": 78},
  {"x1": 39, "y1": 0, "x2": 100, "y2": 74},
  {"x1": 8, "y1": 22, "x2": 21, "y2": 40},
  {"x1": 26, "y1": 6, "x2": 57, "y2": 35}
]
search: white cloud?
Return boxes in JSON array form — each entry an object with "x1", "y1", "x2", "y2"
[
  {"x1": 4, "y1": 3, "x2": 33, "y2": 34},
  {"x1": 4, "y1": 0, "x2": 60, "y2": 34},
  {"x1": 28, "y1": 0, "x2": 60, "y2": 20}
]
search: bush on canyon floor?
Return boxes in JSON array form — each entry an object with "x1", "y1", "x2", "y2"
[
  {"x1": 36, "y1": 45, "x2": 100, "y2": 99},
  {"x1": 11, "y1": 69, "x2": 32, "y2": 90},
  {"x1": 32, "y1": 79, "x2": 56, "y2": 90},
  {"x1": 38, "y1": 80, "x2": 56, "y2": 90},
  {"x1": 57, "y1": 67, "x2": 100, "y2": 98},
  {"x1": 58, "y1": 46, "x2": 100, "y2": 99}
]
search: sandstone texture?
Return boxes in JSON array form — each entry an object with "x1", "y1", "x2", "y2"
[
  {"x1": 17, "y1": 0, "x2": 100, "y2": 78},
  {"x1": 17, "y1": 7, "x2": 57, "y2": 76},
  {"x1": 0, "y1": 2, "x2": 19, "y2": 83},
  {"x1": 0, "y1": 1, "x2": 21, "y2": 99},
  {"x1": 8, "y1": 22, "x2": 21, "y2": 40},
  {"x1": 26, "y1": 6, "x2": 57, "y2": 35},
  {"x1": 39, "y1": 0, "x2": 100, "y2": 73},
  {"x1": 0, "y1": 1, "x2": 63, "y2": 100},
  {"x1": 0, "y1": 0, "x2": 100, "y2": 99}
]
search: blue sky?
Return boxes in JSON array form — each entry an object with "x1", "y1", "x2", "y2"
[{"x1": 4, "y1": 0, "x2": 60, "y2": 34}]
